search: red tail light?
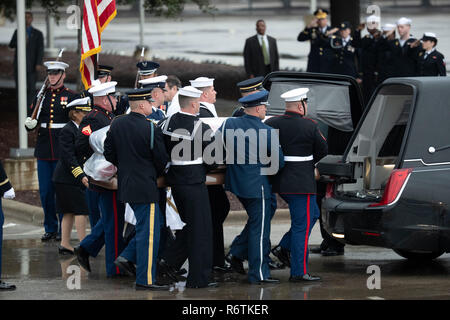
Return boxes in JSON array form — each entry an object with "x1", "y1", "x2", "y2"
[
  {"x1": 369, "y1": 168, "x2": 413, "y2": 207},
  {"x1": 325, "y1": 182, "x2": 334, "y2": 198}
]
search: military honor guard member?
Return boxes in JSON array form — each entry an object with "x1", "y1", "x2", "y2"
[
  {"x1": 266, "y1": 88, "x2": 328, "y2": 281},
  {"x1": 377, "y1": 23, "x2": 397, "y2": 85},
  {"x1": 409, "y1": 33, "x2": 446, "y2": 76},
  {"x1": 97, "y1": 65, "x2": 113, "y2": 83},
  {"x1": 104, "y1": 88, "x2": 170, "y2": 290},
  {"x1": 137, "y1": 61, "x2": 160, "y2": 82},
  {"x1": 0, "y1": 162, "x2": 16, "y2": 290},
  {"x1": 25, "y1": 60, "x2": 77, "y2": 242},
  {"x1": 220, "y1": 90, "x2": 284, "y2": 284},
  {"x1": 138, "y1": 75, "x2": 168, "y2": 120},
  {"x1": 159, "y1": 86, "x2": 218, "y2": 288},
  {"x1": 330, "y1": 22, "x2": 360, "y2": 79},
  {"x1": 297, "y1": 9, "x2": 337, "y2": 73},
  {"x1": 189, "y1": 77, "x2": 219, "y2": 118},
  {"x1": 52, "y1": 97, "x2": 91, "y2": 255},
  {"x1": 74, "y1": 81, "x2": 126, "y2": 277},
  {"x1": 231, "y1": 76, "x2": 264, "y2": 117}
]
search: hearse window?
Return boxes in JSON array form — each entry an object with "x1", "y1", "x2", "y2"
[
  {"x1": 341, "y1": 84, "x2": 414, "y2": 197},
  {"x1": 267, "y1": 81, "x2": 353, "y2": 132}
]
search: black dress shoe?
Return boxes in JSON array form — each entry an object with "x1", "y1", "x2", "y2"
[
  {"x1": 213, "y1": 262, "x2": 233, "y2": 273},
  {"x1": 289, "y1": 274, "x2": 321, "y2": 282},
  {"x1": 74, "y1": 245, "x2": 91, "y2": 272},
  {"x1": 256, "y1": 277, "x2": 280, "y2": 284},
  {"x1": 271, "y1": 245, "x2": 291, "y2": 268},
  {"x1": 136, "y1": 283, "x2": 170, "y2": 291},
  {"x1": 41, "y1": 232, "x2": 58, "y2": 242},
  {"x1": 114, "y1": 256, "x2": 136, "y2": 276},
  {"x1": 0, "y1": 280, "x2": 16, "y2": 291},
  {"x1": 268, "y1": 260, "x2": 285, "y2": 270},
  {"x1": 321, "y1": 247, "x2": 344, "y2": 256},
  {"x1": 309, "y1": 246, "x2": 323, "y2": 254},
  {"x1": 225, "y1": 253, "x2": 246, "y2": 275},
  {"x1": 58, "y1": 245, "x2": 74, "y2": 255},
  {"x1": 186, "y1": 281, "x2": 218, "y2": 289},
  {"x1": 158, "y1": 259, "x2": 180, "y2": 282}
]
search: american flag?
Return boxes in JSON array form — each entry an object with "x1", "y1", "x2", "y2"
[{"x1": 80, "y1": 0, "x2": 117, "y2": 89}]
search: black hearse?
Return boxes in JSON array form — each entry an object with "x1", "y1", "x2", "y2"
[{"x1": 264, "y1": 73, "x2": 450, "y2": 260}]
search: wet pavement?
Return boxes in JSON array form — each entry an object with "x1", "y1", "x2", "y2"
[{"x1": 1, "y1": 216, "x2": 449, "y2": 300}]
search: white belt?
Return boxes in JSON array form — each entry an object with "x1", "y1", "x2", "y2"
[
  {"x1": 284, "y1": 155, "x2": 314, "y2": 162},
  {"x1": 41, "y1": 123, "x2": 67, "y2": 129},
  {"x1": 170, "y1": 158, "x2": 203, "y2": 166}
]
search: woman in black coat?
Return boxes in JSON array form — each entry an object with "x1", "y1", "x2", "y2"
[{"x1": 52, "y1": 98, "x2": 91, "y2": 254}]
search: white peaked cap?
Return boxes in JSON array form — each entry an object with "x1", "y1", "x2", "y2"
[
  {"x1": 91, "y1": 79, "x2": 102, "y2": 87},
  {"x1": 67, "y1": 97, "x2": 90, "y2": 108},
  {"x1": 88, "y1": 81, "x2": 117, "y2": 97},
  {"x1": 424, "y1": 32, "x2": 437, "y2": 38},
  {"x1": 397, "y1": 17, "x2": 412, "y2": 25},
  {"x1": 189, "y1": 77, "x2": 214, "y2": 88},
  {"x1": 138, "y1": 75, "x2": 168, "y2": 85},
  {"x1": 44, "y1": 61, "x2": 69, "y2": 71},
  {"x1": 178, "y1": 86, "x2": 203, "y2": 98},
  {"x1": 366, "y1": 15, "x2": 380, "y2": 24},
  {"x1": 281, "y1": 88, "x2": 309, "y2": 102},
  {"x1": 382, "y1": 23, "x2": 396, "y2": 31}
]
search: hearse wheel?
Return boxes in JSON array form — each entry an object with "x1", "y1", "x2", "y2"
[{"x1": 393, "y1": 249, "x2": 444, "y2": 261}]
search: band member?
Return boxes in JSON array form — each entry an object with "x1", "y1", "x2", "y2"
[
  {"x1": 74, "y1": 82, "x2": 126, "y2": 278},
  {"x1": 266, "y1": 88, "x2": 328, "y2": 281},
  {"x1": 25, "y1": 60, "x2": 77, "y2": 242},
  {"x1": 159, "y1": 86, "x2": 218, "y2": 288},
  {"x1": 104, "y1": 87, "x2": 170, "y2": 290}
]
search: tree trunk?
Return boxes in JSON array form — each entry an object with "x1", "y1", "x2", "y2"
[{"x1": 329, "y1": 0, "x2": 360, "y2": 29}]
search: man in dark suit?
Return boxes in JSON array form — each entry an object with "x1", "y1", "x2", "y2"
[
  {"x1": 243, "y1": 20, "x2": 280, "y2": 78},
  {"x1": 9, "y1": 11, "x2": 44, "y2": 109}
]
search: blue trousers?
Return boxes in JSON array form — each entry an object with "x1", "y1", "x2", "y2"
[
  {"x1": 230, "y1": 194, "x2": 272, "y2": 283},
  {"x1": 37, "y1": 160, "x2": 62, "y2": 234},
  {"x1": 0, "y1": 198, "x2": 3, "y2": 278},
  {"x1": 85, "y1": 188, "x2": 101, "y2": 229},
  {"x1": 229, "y1": 193, "x2": 277, "y2": 262},
  {"x1": 278, "y1": 194, "x2": 319, "y2": 277},
  {"x1": 121, "y1": 203, "x2": 161, "y2": 286},
  {"x1": 80, "y1": 190, "x2": 125, "y2": 277}
]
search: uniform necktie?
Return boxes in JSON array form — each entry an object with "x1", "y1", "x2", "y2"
[{"x1": 261, "y1": 38, "x2": 270, "y2": 65}]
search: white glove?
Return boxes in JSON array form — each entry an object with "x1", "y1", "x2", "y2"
[
  {"x1": 25, "y1": 117, "x2": 38, "y2": 130},
  {"x1": 3, "y1": 188, "x2": 15, "y2": 199}
]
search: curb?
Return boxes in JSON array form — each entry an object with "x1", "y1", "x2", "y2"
[{"x1": 2, "y1": 199, "x2": 291, "y2": 227}]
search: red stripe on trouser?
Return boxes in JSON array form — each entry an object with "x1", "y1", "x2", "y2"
[
  {"x1": 303, "y1": 195, "x2": 311, "y2": 275},
  {"x1": 113, "y1": 192, "x2": 119, "y2": 274}
]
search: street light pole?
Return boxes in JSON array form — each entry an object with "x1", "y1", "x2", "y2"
[{"x1": 16, "y1": 0, "x2": 27, "y2": 150}]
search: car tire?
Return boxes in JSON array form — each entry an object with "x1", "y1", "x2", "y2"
[{"x1": 393, "y1": 249, "x2": 444, "y2": 261}]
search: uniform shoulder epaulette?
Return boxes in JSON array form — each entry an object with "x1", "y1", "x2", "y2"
[{"x1": 64, "y1": 87, "x2": 77, "y2": 94}]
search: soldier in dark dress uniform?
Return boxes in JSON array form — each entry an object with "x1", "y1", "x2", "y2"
[
  {"x1": 0, "y1": 162, "x2": 16, "y2": 290},
  {"x1": 220, "y1": 90, "x2": 284, "y2": 284},
  {"x1": 330, "y1": 22, "x2": 360, "y2": 79},
  {"x1": 231, "y1": 77, "x2": 264, "y2": 117},
  {"x1": 266, "y1": 88, "x2": 328, "y2": 282},
  {"x1": 159, "y1": 86, "x2": 218, "y2": 288},
  {"x1": 24, "y1": 61, "x2": 77, "y2": 242},
  {"x1": 74, "y1": 82, "x2": 126, "y2": 278},
  {"x1": 376, "y1": 23, "x2": 397, "y2": 85},
  {"x1": 297, "y1": 9, "x2": 337, "y2": 73},
  {"x1": 52, "y1": 97, "x2": 91, "y2": 255},
  {"x1": 138, "y1": 76, "x2": 168, "y2": 120},
  {"x1": 409, "y1": 33, "x2": 446, "y2": 76},
  {"x1": 104, "y1": 88, "x2": 170, "y2": 290}
]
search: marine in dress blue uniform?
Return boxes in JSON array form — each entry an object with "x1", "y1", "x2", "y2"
[
  {"x1": 74, "y1": 82, "x2": 126, "y2": 277},
  {"x1": 265, "y1": 88, "x2": 328, "y2": 281},
  {"x1": 25, "y1": 61, "x2": 77, "y2": 241},
  {"x1": 104, "y1": 88, "x2": 170, "y2": 290},
  {"x1": 0, "y1": 162, "x2": 16, "y2": 290},
  {"x1": 220, "y1": 90, "x2": 284, "y2": 284}
]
